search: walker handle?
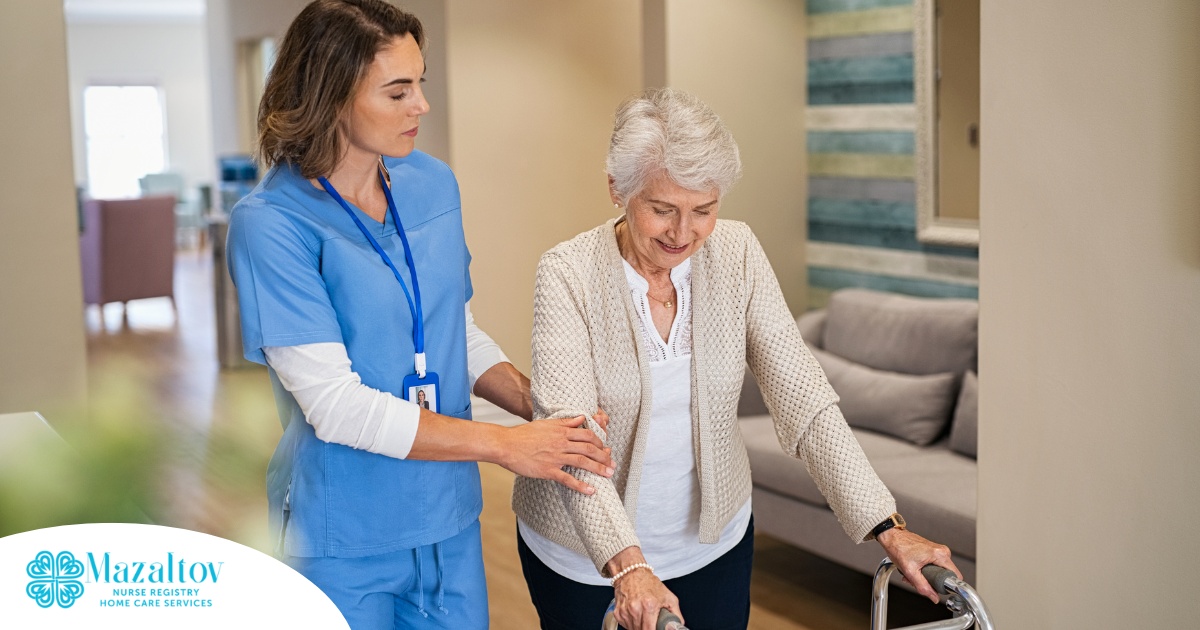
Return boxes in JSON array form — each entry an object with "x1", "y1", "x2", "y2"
[
  {"x1": 656, "y1": 608, "x2": 687, "y2": 630},
  {"x1": 920, "y1": 564, "x2": 959, "y2": 597},
  {"x1": 601, "y1": 600, "x2": 688, "y2": 630}
]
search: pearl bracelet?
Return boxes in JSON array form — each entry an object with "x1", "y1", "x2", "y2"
[{"x1": 610, "y1": 562, "x2": 653, "y2": 586}]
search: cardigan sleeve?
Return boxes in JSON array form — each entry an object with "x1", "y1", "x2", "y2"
[
  {"x1": 530, "y1": 252, "x2": 642, "y2": 574},
  {"x1": 741, "y1": 227, "x2": 896, "y2": 543}
]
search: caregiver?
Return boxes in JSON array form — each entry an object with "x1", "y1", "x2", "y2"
[{"x1": 226, "y1": 1, "x2": 613, "y2": 628}]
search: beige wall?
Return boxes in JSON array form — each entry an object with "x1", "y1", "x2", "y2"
[
  {"x1": 0, "y1": 1, "x2": 88, "y2": 417},
  {"x1": 206, "y1": 0, "x2": 312, "y2": 157},
  {"x1": 977, "y1": 0, "x2": 1200, "y2": 625},
  {"x1": 653, "y1": 0, "x2": 808, "y2": 312},
  {"x1": 445, "y1": 0, "x2": 642, "y2": 371},
  {"x1": 400, "y1": 0, "x2": 450, "y2": 163}
]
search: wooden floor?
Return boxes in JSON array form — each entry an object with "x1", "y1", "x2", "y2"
[{"x1": 83, "y1": 247, "x2": 943, "y2": 629}]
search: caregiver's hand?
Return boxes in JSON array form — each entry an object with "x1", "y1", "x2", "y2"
[{"x1": 496, "y1": 416, "x2": 614, "y2": 495}]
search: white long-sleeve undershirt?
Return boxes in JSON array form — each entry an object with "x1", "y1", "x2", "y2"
[{"x1": 263, "y1": 303, "x2": 510, "y2": 459}]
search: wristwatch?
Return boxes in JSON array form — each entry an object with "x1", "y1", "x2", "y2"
[{"x1": 866, "y1": 513, "x2": 906, "y2": 541}]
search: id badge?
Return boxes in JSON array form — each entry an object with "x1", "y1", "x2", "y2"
[{"x1": 402, "y1": 371, "x2": 440, "y2": 413}]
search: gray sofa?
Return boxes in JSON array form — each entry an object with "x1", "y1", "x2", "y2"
[{"x1": 738, "y1": 288, "x2": 980, "y2": 583}]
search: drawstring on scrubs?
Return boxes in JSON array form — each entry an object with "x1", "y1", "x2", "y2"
[
  {"x1": 434, "y1": 542, "x2": 448, "y2": 615},
  {"x1": 413, "y1": 542, "x2": 449, "y2": 618},
  {"x1": 414, "y1": 547, "x2": 428, "y2": 618}
]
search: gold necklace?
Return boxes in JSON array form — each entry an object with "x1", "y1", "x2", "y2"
[
  {"x1": 618, "y1": 223, "x2": 677, "y2": 309},
  {"x1": 645, "y1": 290, "x2": 675, "y2": 309}
]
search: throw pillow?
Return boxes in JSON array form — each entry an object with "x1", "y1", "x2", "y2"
[
  {"x1": 822, "y1": 289, "x2": 978, "y2": 376},
  {"x1": 811, "y1": 347, "x2": 959, "y2": 446},
  {"x1": 948, "y1": 370, "x2": 979, "y2": 458}
]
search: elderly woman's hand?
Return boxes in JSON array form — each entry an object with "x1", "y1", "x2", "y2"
[
  {"x1": 876, "y1": 528, "x2": 961, "y2": 604},
  {"x1": 594, "y1": 407, "x2": 610, "y2": 433},
  {"x1": 607, "y1": 547, "x2": 683, "y2": 630}
]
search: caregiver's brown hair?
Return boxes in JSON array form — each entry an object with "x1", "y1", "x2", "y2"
[{"x1": 256, "y1": 0, "x2": 424, "y2": 179}]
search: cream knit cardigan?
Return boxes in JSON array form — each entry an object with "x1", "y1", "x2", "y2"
[{"x1": 512, "y1": 218, "x2": 896, "y2": 575}]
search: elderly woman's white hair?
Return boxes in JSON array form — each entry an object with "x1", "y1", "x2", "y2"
[{"x1": 606, "y1": 87, "x2": 742, "y2": 205}]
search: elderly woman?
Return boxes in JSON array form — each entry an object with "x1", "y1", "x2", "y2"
[{"x1": 512, "y1": 88, "x2": 959, "y2": 630}]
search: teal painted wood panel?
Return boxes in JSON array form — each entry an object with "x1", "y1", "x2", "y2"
[
  {"x1": 808, "y1": 222, "x2": 979, "y2": 258},
  {"x1": 808, "y1": 0, "x2": 912, "y2": 16},
  {"x1": 809, "y1": 83, "x2": 913, "y2": 105},
  {"x1": 808, "y1": 197, "x2": 916, "y2": 229},
  {"x1": 808, "y1": 130, "x2": 914, "y2": 154},
  {"x1": 809, "y1": 55, "x2": 914, "y2": 86},
  {"x1": 809, "y1": 267, "x2": 979, "y2": 299},
  {"x1": 810, "y1": 177, "x2": 915, "y2": 203}
]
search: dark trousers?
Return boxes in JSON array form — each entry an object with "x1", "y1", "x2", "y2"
[{"x1": 517, "y1": 516, "x2": 754, "y2": 630}]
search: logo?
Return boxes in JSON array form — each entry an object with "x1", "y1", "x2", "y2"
[
  {"x1": 2, "y1": 524, "x2": 348, "y2": 627},
  {"x1": 26, "y1": 551, "x2": 85, "y2": 608}
]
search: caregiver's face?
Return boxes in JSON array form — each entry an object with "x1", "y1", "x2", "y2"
[{"x1": 341, "y1": 34, "x2": 430, "y2": 160}]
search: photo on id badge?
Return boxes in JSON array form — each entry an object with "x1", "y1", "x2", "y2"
[{"x1": 409, "y1": 383, "x2": 437, "y2": 412}]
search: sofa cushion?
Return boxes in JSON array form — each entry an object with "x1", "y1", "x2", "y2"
[
  {"x1": 796, "y1": 309, "x2": 826, "y2": 349},
  {"x1": 739, "y1": 416, "x2": 977, "y2": 559},
  {"x1": 812, "y1": 348, "x2": 958, "y2": 446},
  {"x1": 737, "y1": 370, "x2": 767, "y2": 418},
  {"x1": 739, "y1": 415, "x2": 827, "y2": 507},
  {"x1": 823, "y1": 289, "x2": 978, "y2": 376},
  {"x1": 863, "y1": 431, "x2": 977, "y2": 559},
  {"x1": 948, "y1": 370, "x2": 979, "y2": 459}
]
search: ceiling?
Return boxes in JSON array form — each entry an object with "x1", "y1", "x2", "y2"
[{"x1": 63, "y1": 0, "x2": 206, "y2": 23}]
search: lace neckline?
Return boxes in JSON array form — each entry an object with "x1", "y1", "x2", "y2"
[{"x1": 622, "y1": 258, "x2": 692, "y2": 362}]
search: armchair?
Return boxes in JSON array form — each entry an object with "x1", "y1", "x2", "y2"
[{"x1": 79, "y1": 195, "x2": 177, "y2": 326}]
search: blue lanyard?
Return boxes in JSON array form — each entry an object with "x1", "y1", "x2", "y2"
[{"x1": 319, "y1": 169, "x2": 428, "y2": 376}]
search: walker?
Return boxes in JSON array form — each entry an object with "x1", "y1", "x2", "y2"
[
  {"x1": 871, "y1": 559, "x2": 995, "y2": 630},
  {"x1": 599, "y1": 558, "x2": 994, "y2": 630}
]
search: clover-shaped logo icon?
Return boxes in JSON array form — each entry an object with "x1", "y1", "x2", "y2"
[{"x1": 26, "y1": 551, "x2": 85, "y2": 608}]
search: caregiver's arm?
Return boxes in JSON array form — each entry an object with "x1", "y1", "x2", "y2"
[{"x1": 264, "y1": 343, "x2": 612, "y2": 494}]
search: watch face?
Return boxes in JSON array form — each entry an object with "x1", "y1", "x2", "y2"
[{"x1": 894, "y1": 514, "x2": 906, "y2": 528}]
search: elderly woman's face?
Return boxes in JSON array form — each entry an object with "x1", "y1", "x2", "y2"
[{"x1": 617, "y1": 172, "x2": 719, "y2": 271}]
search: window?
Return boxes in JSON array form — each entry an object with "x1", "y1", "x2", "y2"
[{"x1": 83, "y1": 86, "x2": 167, "y2": 199}]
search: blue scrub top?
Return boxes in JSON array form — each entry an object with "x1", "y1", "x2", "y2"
[{"x1": 227, "y1": 152, "x2": 482, "y2": 557}]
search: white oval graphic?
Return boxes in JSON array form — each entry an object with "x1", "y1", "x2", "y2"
[{"x1": 0, "y1": 523, "x2": 348, "y2": 628}]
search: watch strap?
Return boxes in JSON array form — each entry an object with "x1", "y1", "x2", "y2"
[{"x1": 867, "y1": 513, "x2": 906, "y2": 541}]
